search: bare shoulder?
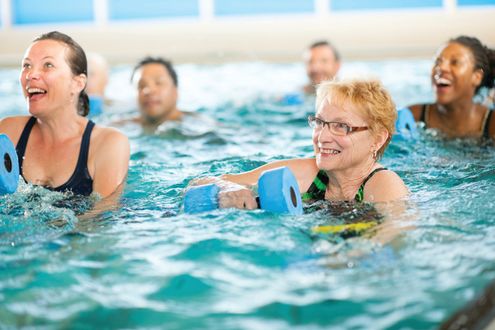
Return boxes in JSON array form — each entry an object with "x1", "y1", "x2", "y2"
[
  {"x1": 364, "y1": 169, "x2": 409, "y2": 203},
  {"x1": 485, "y1": 107, "x2": 495, "y2": 140},
  {"x1": 92, "y1": 125, "x2": 129, "y2": 149},
  {"x1": 0, "y1": 116, "x2": 32, "y2": 144},
  {"x1": 89, "y1": 125, "x2": 130, "y2": 169}
]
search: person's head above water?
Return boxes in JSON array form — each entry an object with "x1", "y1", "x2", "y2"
[
  {"x1": 2, "y1": 30, "x2": 130, "y2": 198},
  {"x1": 405, "y1": 36, "x2": 495, "y2": 140},
  {"x1": 304, "y1": 40, "x2": 341, "y2": 94},
  {"x1": 24, "y1": 31, "x2": 90, "y2": 117},
  {"x1": 312, "y1": 79, "x2": 396, "y2": 167},
  {"x1": 432, "y1": 35, "x2": 495, "y2": 105},
  {"x1": 131, "y1": 56, "x2": 181, "y2": 125},
  {"x1": 86, "y1": 52, "x2": 109, "y2": 98}
]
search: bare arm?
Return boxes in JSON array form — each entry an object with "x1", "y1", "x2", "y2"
[
  {"x1": 364, "y1": 170, "x2": 409, "y2": 203},
  {"x1": 188, "y1": 158, "x2": 318, "y2": 210},
  {"x1": 91, "y1": 128, "x2": 130, "y2": 198}
]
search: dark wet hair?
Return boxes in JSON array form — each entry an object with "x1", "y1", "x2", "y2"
[
  {"x1": 33, "y1": 31, "x2": 90, "y2": 117},
  {"x1": 450, "y1": 36, "x2": 495, "y2": 94},
  {"x1": 309, "y1": 40, "x2": 341, "y2": 62},
  {"x1": 131, "y1": 56, "x2": 178, "y2": 87}
]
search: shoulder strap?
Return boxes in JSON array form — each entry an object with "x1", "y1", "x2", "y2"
[
  {"x1": 302, "y1": 170, "x2": 329, "y2": 201},
  {"x1": 15, "y1": 116, "x2": 37, "y2": 176},
  {"x1": 483, "y1": 109, "x2": 493, "y2": 139},
  {"x1": 75, "y1": 120, "x2": 95, "y2": 171},
  {"x1": 355, "y1": 167, "x2": 388, "y2": 202},
  {"x1": 420, "y1": 104, "x2": 428, "y2": 126}
]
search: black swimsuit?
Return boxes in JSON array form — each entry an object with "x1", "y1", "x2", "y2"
[
  {"x1": 302, "y1": 167, "x2": 388, "y2": 203},
  {"x1": 15, "y1": 116, "x2": 95, "y2": 196},
  {"x1": 419, "y1": 104, "x2": 493, "y2": 139}
]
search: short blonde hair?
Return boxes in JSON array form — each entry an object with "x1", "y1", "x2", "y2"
[{"x1": 315, "y1": 79, "x2": 396, "y2": 159}]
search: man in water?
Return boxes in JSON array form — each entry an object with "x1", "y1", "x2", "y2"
[
  {"x1": 303, "y1": 40, "x2": 341, "y2": 94},
  {"x1": 86, "y1": 53, "x2": 109, "y2": 117},
  {"x1": 131, "y1": 56, "x2": 185, "y2": 129}
]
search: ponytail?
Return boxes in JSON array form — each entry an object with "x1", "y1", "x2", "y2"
[
  {"x1": 483, "y1": 47, "x2": 495, "y2": 90},
  {"x1": 78, "y1": 90, "x2": 90, "y2": 117},
  {"x1": 450, "y1": 36, "x2": 495, "y2": 94}
]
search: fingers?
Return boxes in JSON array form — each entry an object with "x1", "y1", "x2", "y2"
[{"x1": 218, "y1": 188, "x2": 257, "y2": 210}]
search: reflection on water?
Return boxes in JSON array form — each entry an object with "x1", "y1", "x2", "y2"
[{"x1": 1, "y1": 60, "x2": 494, "y2": 329}]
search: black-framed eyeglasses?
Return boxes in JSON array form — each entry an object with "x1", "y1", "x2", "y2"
[{"x1": 308, "y1": 115, "x2": 368, "y2": 136}]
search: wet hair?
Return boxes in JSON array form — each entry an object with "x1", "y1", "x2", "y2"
[
  {"x1": 33, "y1": 31, "x2": 90, "y2": 117},
  {"x1": 316, "y1": 79, "x2": 396, "y2": 160},
  {"x1": 450, "y1": 36, "x2": 495, "y2": 94},
  {"x1": 131, "y1": 56, "x2": 178, "y2": 87},
  {"x1": 309, "y1": 40, "x2": 341, "y2": 62}
]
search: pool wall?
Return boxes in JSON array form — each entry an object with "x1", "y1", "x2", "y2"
[{"x1": 0, "y1": 0, "x2": 494, "y2": 65}]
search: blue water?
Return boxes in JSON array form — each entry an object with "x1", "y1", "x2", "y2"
[{"x1": 1, "y1": 60, "x2": 495, "y2": 329}]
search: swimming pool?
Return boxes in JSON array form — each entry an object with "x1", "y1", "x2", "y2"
[{"x1": 1, "y1": 60, "x2": 494, "y2": 329}]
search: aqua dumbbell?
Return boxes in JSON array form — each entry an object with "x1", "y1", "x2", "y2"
[
  {"x1": 394, "y1": 107, "x2": 418, "y2": 140},
  {"x1": 0, "y1": 134, "x2": 19, "y2": 195},
  {"x1": 184, "y1": 166, "x2": 303, "y2": 215}
]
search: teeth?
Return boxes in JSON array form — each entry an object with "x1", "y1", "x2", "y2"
[
  {"x1": 26, "y1": 87, "x2": 47, "y2": 94},
  {"x1": 319, "y1": 148, "x2": 340, "y2": 154},
  {"x1": 434, "y1": 76, "x2": 451, "y2": 86}
]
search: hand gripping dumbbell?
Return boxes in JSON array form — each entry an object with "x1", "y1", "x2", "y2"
[
  {"x1": 0, "y1": 134, "x2": 19, "y2": 195},
  {"x1": 184, "y1": 166, "x2": 303, "y2": 215}
]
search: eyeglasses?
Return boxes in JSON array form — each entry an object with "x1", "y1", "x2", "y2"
[{"x1": 308, "y1": 115, "x2": 368, "y2": 136}]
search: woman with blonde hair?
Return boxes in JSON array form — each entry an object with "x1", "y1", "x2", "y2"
[{"x1": 190, "y1": 79, "x2": 408, "y2": 209}]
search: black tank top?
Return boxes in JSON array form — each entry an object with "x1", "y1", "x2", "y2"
[
  {"x1": 15, "y1": 116, "x2": 95, "y2": 196},
  {"x1": 420, "y1": 104, "x2": 493, "y2": 139}
]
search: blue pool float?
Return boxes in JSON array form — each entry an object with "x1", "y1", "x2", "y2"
[
  {"x1": 394, "y1": 108, "x2": 418, "y2": 140},
  {"x1": 184, "y1": 166, "x2": 303, "y2": 215},
  {"x1": 89, "y1": 96, "x2": 104, "y2": 117},
  {"x1": 280, "y1": 92, "x2": 304, "y2": 106},
  {"x1": 0, "y1": 134, "x2": 19, "y2": 195}
]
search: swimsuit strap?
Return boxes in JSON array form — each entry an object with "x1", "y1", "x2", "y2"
[
  {"x1": 15, "y1": 116, "x2": 37, "y2": 177},
  {"x1": 354, "y1": 167, "x2": 388, "y2": 202},
  {"x1": 420, "y1": 104, "x2": 430, "y2": 127},
  {"x1": 50, "y1": 120, "x2": 95, "y2": 195},
  {"x1": 482, "y1": 109, "x2": 493, "y2": 139},
  {"x1": 302, "y1": 170, "x2": 329, "y2": 202}
]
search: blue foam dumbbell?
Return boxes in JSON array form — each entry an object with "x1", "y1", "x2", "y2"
[
  {"x1": 280, "y1": 92, "x2": 304, "y2": 106},
  {"x1": 184, "y1": 166, "x2": 303, "y2": 215},
  {"x1": 394, "y1": 108, "x2": 418, "y2": 140},
  {"x1": 89, "y1": 95, "x2": 104, "y2": 117},
  {"x1": 0, "y1": 134, "x2": 19, "y2": 195}
]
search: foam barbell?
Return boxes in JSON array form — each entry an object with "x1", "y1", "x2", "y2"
[
  {"x1": 0, "y1": 134, "x2": 19, "y2": 195},
  {"x1": 184, "y1": 166, "x2": 303, "y2": 215},
  {"x1": 394, "y1": 107, "x2": 418, "y2": 140}
]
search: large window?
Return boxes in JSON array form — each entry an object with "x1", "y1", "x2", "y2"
[
  {"x1": 215, "y1": 0, "x2": 313, "y2": 16},
  {"x1": 457, "y1": 0, "x2": 495, "y2": 5},
  {"x1": 109, "y1": 0, "x2": 199, "y2": 20},
  {"x1": 12, "y1": 0, "x2": 93, "y2": 25},
  {"x1": 331, "y1": 0, "x2": 443, "y2": 11}
]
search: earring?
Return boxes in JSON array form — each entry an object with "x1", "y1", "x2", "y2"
[{"x1": 372, "y1": 149, "x2": 377, "y2": 160}]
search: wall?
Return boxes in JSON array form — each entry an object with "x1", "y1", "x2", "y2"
[{"x1": 0, "y1": 0, "x2": 494, "y2": 65}]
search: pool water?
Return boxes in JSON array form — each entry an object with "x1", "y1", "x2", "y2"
[{"x1": 1, "y1": 60, "x2": 495, "y2": 329}]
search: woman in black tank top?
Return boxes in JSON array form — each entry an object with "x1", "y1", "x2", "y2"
[
  {"x1": 406, "y1": 36, "x2": 495, "y2": 140},
  {"x1": 0, "y1": 31, "x2": 129, "y2": 198}
]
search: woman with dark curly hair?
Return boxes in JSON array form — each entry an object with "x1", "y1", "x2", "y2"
[{"x1": 408, "y1": 36, "x2": 495, "y2": 140}]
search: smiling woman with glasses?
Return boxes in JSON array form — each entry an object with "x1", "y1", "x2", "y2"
[{"x1": 189, "y1": 79, "x2": 408, "y2": 211}]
